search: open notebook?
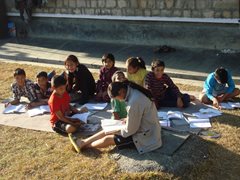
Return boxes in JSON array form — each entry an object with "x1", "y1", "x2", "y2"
[
  {"x1": 101, "y1": 119, "x2": 126, "y2": 134},
  {"x1": 27, "y1": 105, "x2": 51, "y2": 117},
  {"x1": 187, "y1": 117, "x2": 211, "y2": 128},
  {"x1": 3, "y1": 104, "x2": 26, "y2": 114},
  {"x1": 220, "y1": 102, "x2": 240, "y2": 110},
  {"x1": 71, "y1": 112, "x2": 90, "y2": 124}
]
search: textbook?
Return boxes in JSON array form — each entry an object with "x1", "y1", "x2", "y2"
[
  {"x1": 187, "y1": 117, "x2": 211, "y2": 128},
  {"x1": 3, "y1": 104, "x2": 26, "y2": 114},
  {"x1": 82, "y1": 103, "x2": 108, "y2": 110},
  {"x1": 101, "y1": 119, "x2": 126, "y2": 134},
  {"x1": 27, "y1": 105, "x2": 50, "y2": 117},
  {"x1": 71, "y1": 112, "x2": 90, "y2": 124},
  {"x1": 220, "y1": 102, "x2": 240, "y2": 110}
]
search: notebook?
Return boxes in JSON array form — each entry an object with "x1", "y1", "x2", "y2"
[
  {"x1": 220, "y1": 102, "x2": 240, "y2": 109},
  {"x1": 101, "y1": 119, "x2": 126, "y2": 134},
  {"x1": 3, "y1": 104, "x2": 26, "y2": 114},
  {"x1": 187, "y1": 117, "x2": 211, "y2": 128},
  {"x1": 27, "y1": 105, "x2": 50, "y2": 117},
  {"x1": 81, "y1": 103, "x2": 108, "y2": 110},
  {"x1": 71, "y1": 112, "x2": 90, "y2": 124}
]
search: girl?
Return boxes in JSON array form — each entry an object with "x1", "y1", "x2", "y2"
[
  {"x1": 126, "y1": 57, "x2": 148, "y2": 86},
  {"x1": 68, "y1": 81, "x2": 162, "y2": 154},
  {"x1": 111, "y1": 71, "x2": 128, "y2": 120},
  {"x1": 96, "y1": 53, "x2": 118, "y2": 102},
  {"x1": 144, "y1": 60, "x2": 195, "y2": 109},
  {"x1": 64, "y1": 55, "x2": 96, "y2": 104}
]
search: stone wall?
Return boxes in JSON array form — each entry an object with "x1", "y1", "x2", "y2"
[{"x1": 5, "y1": 0, "x2": 239, "y2": 18}]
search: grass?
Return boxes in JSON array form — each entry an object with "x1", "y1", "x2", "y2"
[{"x1": 0, "y1": 62, "x2": 240, "y2": 179}]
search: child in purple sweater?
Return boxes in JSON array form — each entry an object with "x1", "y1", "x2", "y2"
[
  {"x1": 96, "y1": 53, "x2": 118, "y2": 102},
  {"x1": 144, "y1": 60, "x2": 195, "y2": 109}
]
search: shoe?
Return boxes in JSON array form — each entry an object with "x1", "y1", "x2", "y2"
[{"x1": 68, "y1": 133, "x2": 80, "y2": 153}]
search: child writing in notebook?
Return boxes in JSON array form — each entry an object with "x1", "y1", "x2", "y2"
[
  {"x1": 64, "y1": 55, "x2": 96, "y2": 104},
  {"x1": 111, "y1": 71, "x2": 128, "y2": 120},
  {"x1": 199, "y1": 67, "x2": 240, "y2": 108},
  {"x1": 48, "y1": 75, "x2": 88, "y2": 135},
  {"x1": 6, "y1": 68, "x2": 38, "y2": 109},
  {"x1": 126, "y1": 57, "x2": 148, "y2": 86},
  {"x1": 144, "y1": 60, "x2": 195, "y2": 109},
  {"x1": 96, "y1": 53, "x2": 118, "y2": 102}
]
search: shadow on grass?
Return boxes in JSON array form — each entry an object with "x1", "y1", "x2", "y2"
[{"x1": 108, "y1": 135, "x2": 240, "y2": 179}]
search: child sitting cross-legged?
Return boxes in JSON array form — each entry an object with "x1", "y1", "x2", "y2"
[
  {"x1": 48, "y1": 75, "x2": 88, "y2": 135},
  {"x1": 144, "y1": 60, "x2": 195, "y2": 109}
]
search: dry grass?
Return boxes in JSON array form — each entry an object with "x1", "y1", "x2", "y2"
[{"x1": 0, "y1": 62, "x2": 240, "y2": 179}]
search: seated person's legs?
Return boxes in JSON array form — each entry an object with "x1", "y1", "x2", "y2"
[
  {"x1": 181, "y1": 94, "x2": 191, "y2": 108},
  {"x1": 53, "y1": 121, "x2": 77, "y2": 135},
  {"x1": 199, "y1": 92, "x2": 212, "y2": 104}
]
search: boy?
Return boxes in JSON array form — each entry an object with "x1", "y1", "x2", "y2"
[
  {"x1": 144, "y1": 60, "x2": 195, "y2": 109},
  {"x1": 48, "y1": 75, "x2": 88, "y2": 135},
  {"x1": 33, "y1": 71, "x2": 52, "y2": 106},
  {"x1": 7, "y1": 68, "x2": 38, "y2": 108},
  {"x1": 199, "y1": 67, "x2": 240, "y2": 108}
]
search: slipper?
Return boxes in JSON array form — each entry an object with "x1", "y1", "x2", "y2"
[
  {"x1": 68, "y1": 133, "x2": 80, "y2": 153},
  {"x1": 200, "y1": 130, "x2": 221, "y2": 139}
]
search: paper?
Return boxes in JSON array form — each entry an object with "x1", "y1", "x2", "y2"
[
  {"x1": 220, "y1": 102, "x2": 240, "y2": 109},
  {"x1": 82, "y1": 103, "x2": 108, "y2": 110},
  {"x1": 71, "y1": 112, "x2": 90, "y2": 124},
  {"x1": 3, "y1": 104, "x2": 26, "y2": 114},
  {"x1": 199, "y1": 108, "x2": 222, "y2": 115},
  {"x1": 27, "y1": 105, "x2": 50, "y2": 117},
  {"x1": 159, "y1": 120, "x2": 170, "y2": 127},
  {"x1": 190, "y1": 122, "x2": 211, "y2": 128},
  {"x1": 228, "y1": 102, "x2": 240, "y2": 108},
  {"x1": 167, "y1": 111, "x2": 185, "y2": 120},
  {"x1": 157, "y1": 112, "x2": 168, "y2": 120},
  {"x1": 101, "y1": 119, "x2": 125, "y2": 134}
]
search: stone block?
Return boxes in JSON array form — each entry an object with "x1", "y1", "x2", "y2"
[
  {"x1": 118, "y1": 0, "x2": 128, "y2": 8},
  {"x1": 106, "y1": 0, "x2": 116, "y2": 8},
  {"x1": 98, "y1": 0, "x2": 106, "y2": 8},
  {"x1": 73, "y1": 8, "x2": 82, "y2": 14},
  {"x1": 86, "y1": 1, "x2": 91, "y2": 7},
  {"x1": 165, "y1": 0, "x2": 174, "y2": 9},
  {"x1": 183, "y1": 10, "x2": 191, "y2": 17},
  {"x1": 232, "y1": 11, "x2": 239, "y2": 18},
  {"x1": 85, "y1": 8, "x2": 95, "y2": 15},
  {"x1": 156, "y1": 0, "x2": 165, "y2": 9},
  {"x1": 56, "y1": 0, "x2": 63, "y2": 8},
  {"x1": 112, "y1": 8, "x2": 122, "y2": 16},
  {"x1": 91, "y1": 0, "x2": 98, "y2": 7},
  {"x1": 77, "y1": 0, "x2": 86, "y2": 7},
  {"x1": 175, "y1": 0, "x2": 183, "y2": 8},
  {"x1": 61, "y1": 8, "x2": 68, "y2": 13},
  {"x1": 95, "y1": 8, "x2": 101, "y2": 15},
  {"x1": 126, "y1": 8, "x2": 135, "y2": 16},
  {"x1": 48, "y1": 8, "x2": 55, "y2": 13},
  {"x1": 135, "y1": 9, "x2": 143, "y2": 16},
  {"x1": 173, "y1": 10, "x2": 182, "y2": 17},
  {"x1": 160, "y1": 10, "x2": 172, "y2": 17},
  {"x1": 130, "y1": 0, "x2": 138, "y2": 8},
  {"x1": 138, "y1": 0, "x2": 147, "y2": 9},
  {"x1": 213, "y1": 0, "x2": 238, "y2": 10},
  {"x1": 63, "y1": 0, "x2": 69, "y2": 7},
  {"x1": 69, "y1": 0, "x2": 76, "y2": 8},
  {"x1": 214, "y1": 11, "x2": 222, "y2": 18},
  {"x1": 202, "y1": 10, "x2": 214, "y2": 18},
  {"x1": 144, "y1": 9, "x2": 151, "y2": 16},
  {"x1": 152, "y1": 9, "x2": 161, "y2": 16},
  {"x1": 183, "y1": 0, "x2": 195, "y2": 9},
  {"x1": 47, "y1": 0, "x2": 56, "y2": 8},
  {"x1": 147, "y1": 0, "x2": 156, "y2": 8},
  {"x1": 192, "y1": 10, "x2": 201, "y2": 18},
  {"x1": 223, "y1": 11, "x2": 232, "y2": 18}
]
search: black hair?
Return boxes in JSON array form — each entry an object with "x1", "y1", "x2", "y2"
[
  {"x1": 14, "y1": 68, "x2": 26, "y2": 77},
  {"x1": 36, "y1": 71, "x2": 48, "y2": 79},
  {"x1": 102, "y1": 53, "x2": 115, "y2": 64},
  {"x1": 151, "y1": 60, "x2": 165, "y2": 71},
  {"x1": 64, "y1": 55, "x2": 80, "y2": 65},
  {"x1": 51, "y1": 75, "x2": 67, "y2": 88},
  {"x1": 215, "y1": 67, "x2": 228, "y2": 84},
  {"x1": 111, "y1": 70, "x2": 126, "y2": 82},
  {"x1": 126, "y1": 57, "x2": 146, "y2": 69},
  {"x1": 108, "y1": 81, "x2": 154, "y2": 101}
]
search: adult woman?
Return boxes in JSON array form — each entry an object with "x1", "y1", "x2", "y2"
[{"x1": 69, "y1": 81, "x2": 162, "y2": 154}]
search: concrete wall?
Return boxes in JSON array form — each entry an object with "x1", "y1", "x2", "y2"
[{"x1": 5, "y1": 0, "x2": 239, "y2": 18}]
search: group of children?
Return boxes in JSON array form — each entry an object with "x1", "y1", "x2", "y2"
[{"x1": 6, "y1": 53, "x2": 240, "y2": 137}]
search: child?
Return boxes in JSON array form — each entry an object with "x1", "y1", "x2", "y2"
[
  {"x1": 33, "y1": 71, "x2": 52, "y2": 106},
  {"x1": 68, "y1": 81, "x2": 162, "y2": 154},
  {"x1": 96, "y1": 53, "x2": 118, "y2": 102},
  {"x1": 144, "y1": 60, "x2": 194, "y2": 109},
  {"x1": 111, "y1": 71, "x2": 128, "y2": 120},
  {"x1": 126, "y1": 57, "x2": 148, "y2": 86},
  {"x1": 64, "y1": 55, "x2": 96, "y2": 104},
  {"x1": 48, "y1": 75, "x2": 88, "y2": 135},
  {"x1": 7, "y1": 68, "x2": 38, "y2": 108},
  {"x1": 199, "y1": 67, "x2": 240, "y2": 108}
]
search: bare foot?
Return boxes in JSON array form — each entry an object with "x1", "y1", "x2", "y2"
[{"x1": 76, "y1": 139, "x2": 86, "y2": 150}]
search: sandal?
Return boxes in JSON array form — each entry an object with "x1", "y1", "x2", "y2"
[{"x1": 68, "y1": 133, "x2": 80, "y2": 153}]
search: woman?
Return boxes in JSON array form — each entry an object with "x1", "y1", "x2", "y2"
[{"x1": 69, "y1": 81, "x2": 162, "y2": 154}]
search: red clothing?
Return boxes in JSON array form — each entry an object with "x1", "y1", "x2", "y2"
[{"x1": 48, "y1": 91, "x2": 70, "y2": 126}]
